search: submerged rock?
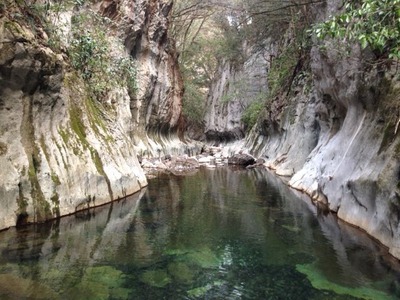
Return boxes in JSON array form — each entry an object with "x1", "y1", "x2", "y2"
[
  {"x1": 0, "y1": 274, "x2": 59, "y2": 299},
  {"x1": 187, "y1": 284, "x2": 213, "y2": 298},
  {"x1": 296, "y1": 263, "x2": 392, "y2": 300},
  {"x1": 167, "y1": 262, "x2": 194, "y2": 284},
  {"x1": 66, "y1": 266, "x2": 129, "y2": 300},
  {"x1": 184, "y1": 247, "x2": 221, "y2": 269},
  {"x1": 140, "y1": 269, "x2": 171, "y2": 288},
  {"x1": 187, "y1": 281, "x2": 224, "y2": 298}
]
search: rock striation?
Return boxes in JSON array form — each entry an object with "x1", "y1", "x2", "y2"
[
  {"x1": 204, "y1": 50, "x2": 269, "y2": 143},
  {"x1": 202, "y1": 1, "x2": 400, "y2": 259},
  {"x1": 243, "y1": 2, "x2": 400, "y2": 258},
  {"x1": 0, "y1": 0, "x2": 189, "y2": 229}
]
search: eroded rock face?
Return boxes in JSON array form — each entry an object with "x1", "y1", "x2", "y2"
[
  {"x1": 0, "y1": 0, "x2": 185, "y2": 229},
  {"x1": 204, "y1": 51, "x2": 269, "y2": 143},
  {"x1": 245, "y1": 1, "x2": 400, "y2": 258},
  {"x1": 122, "y1": 0, "x2": 189, "y2": 156}
]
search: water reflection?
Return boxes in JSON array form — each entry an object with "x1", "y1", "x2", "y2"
[
  {"x1": 0, "y1": 191, "x2": 144, "y2": 299},
  {"x1": 0, "y1": 167, "x2": 398, "y2": 299}
]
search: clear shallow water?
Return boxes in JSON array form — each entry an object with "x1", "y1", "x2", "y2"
[{"x1": 0, "y1": 167, "x2": 399, "y2": 299}]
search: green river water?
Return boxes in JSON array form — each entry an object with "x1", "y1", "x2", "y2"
[{"x1": 0, "y1": 167, "x2": 399, "y2": 299}]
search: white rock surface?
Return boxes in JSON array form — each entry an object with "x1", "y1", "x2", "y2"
[{"x1": 0, "y1": 0, "x2": 195, "y2": 229}]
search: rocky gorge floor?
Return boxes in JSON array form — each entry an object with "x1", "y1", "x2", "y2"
[{"x1": 140, "y1": 146, "x2": 263, "y2": 178}]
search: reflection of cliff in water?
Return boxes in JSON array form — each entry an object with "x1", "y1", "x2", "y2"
[
  {"x1": 0, "y1": 190, "x2": 144, "y2": 293},
  {"x1": 0, "y1": 167, "x2": 398, "y2": 298},
  {"x1": 140, "y1": 166, "x2": 400, "y2": 286},
  {"x1": 258, "y1": 169, "x2": 400, "y2": 284}
]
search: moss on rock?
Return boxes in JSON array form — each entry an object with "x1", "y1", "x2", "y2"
[
  {"x1": 296, "y1": 263, "x2": 394, "y2": 300},
  {"x1": 66, "y1": 266, "x2": 129, "y2": 300},
  {"x1": 140, "y1": 269, "x2": 171, "y2": 288},
  {"x1": 167, "y1": 262, "x2": 194, "y2": 285},
  {"x1": 184, "y1": 247, "x2": 221, "y2": 269}
]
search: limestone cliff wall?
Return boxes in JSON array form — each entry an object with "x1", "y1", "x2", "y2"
[
  {"x1": 204, "y1": 51, "x2": 269, "y2": 142},
  {"x1": 0, "y1": 0, "x2": 185, "y2": 229},
  {"x1": 244, "y1": 2, "x2": 400, "y2": 258},
  {"x1": 122, "y1": 0, "x2": 190, "y2": 155}
]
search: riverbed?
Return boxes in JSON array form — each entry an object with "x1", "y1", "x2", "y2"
[{"x1": 0, "y1": 167, "x2": 398, "y2": 299}]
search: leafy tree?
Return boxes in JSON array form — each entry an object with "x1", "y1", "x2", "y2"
[{"x1": 312, "y1": 0, "x2": 400, "y2": 60}]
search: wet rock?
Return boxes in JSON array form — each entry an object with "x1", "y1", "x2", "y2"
[
  {"x1": 228, "y1": 153, "x2": 256, "y2": 166},
  {"x1": 246, "y1": 158, "x2": 266, "y2": 169},
  {"x1": 0, "y1": 0, "x2": 185, "y2": 228}
]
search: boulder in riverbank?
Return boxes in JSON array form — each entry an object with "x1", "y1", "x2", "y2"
[{"x1": 228, "y1": 153, "x2": 256, "y2": 166}]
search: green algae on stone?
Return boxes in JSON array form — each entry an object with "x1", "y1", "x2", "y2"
[
  {"x1": 67, "y1": 265, "x2": 129, "y2": 300},
  {"x1": 84, "y1": 266, "x2": 125, "y2": 287},
  {"x1": 184, "y1": 247, "x2": 221, "y2": 269},
  {"x1": 67, "y1": 281, "x2": 110, "y2": 300},
  {"x1": 167, "y1": 262, "x2": 194, "y2": 284},
  {"x1": 140, "y1": 269, "x2": 171, "y2": 288},
  {"x1": 164, "y1": 248, "x2": 189, "y2": 256},
  {"x1": 187, "y1": 281, "x2": 224, "y2": 298},
  {"x1": 296, "y1": 263, "x2": 394, "y2": 300},
  {"x1": 187, "y1": 284, "x2": 213, "y2": 298}
]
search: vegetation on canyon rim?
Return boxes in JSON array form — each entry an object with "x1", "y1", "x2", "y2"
[
  {"x1": 172, "y1": 0, "x2": 303, "y2": 128},
  {"x1": 173, "y1": 0, "x2": 400, "y2": 129},
  {"x1": 1, "y1": 0, "x2": 138, "y2": 100},
  {"x1": 1, "y1": 3, "x2": 400, "y2": 295},
  {"x1": 312, "y1": 0, "x2": 400, "y2": 60},
  {"x1": 4, "y1": 0, "x2": 398, "y2": 130}
]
